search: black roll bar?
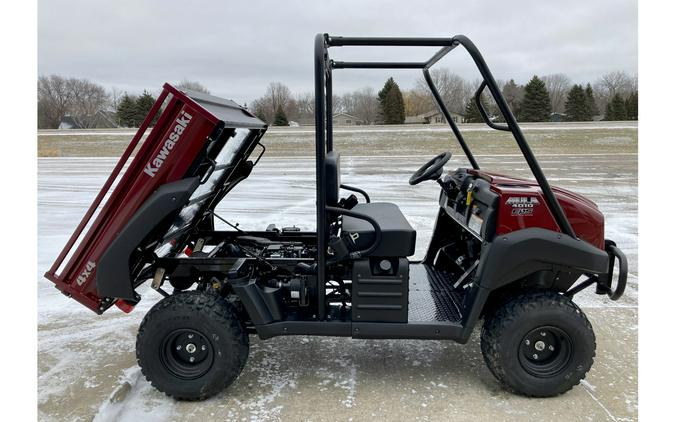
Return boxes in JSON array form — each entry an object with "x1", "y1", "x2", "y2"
[
  {"x1": 474, "y1": 81, "x2": 510, "y2": 132},
  {"x1": 422, "y1": 68, "x2": 480, "y2": 169},
  {"x1": 314, "y1": 33, "x2": 577, "y2": 319},
  {"x1": 332, "y1": 61, "x2": 427, "y2": 69},
  {"x1": 314, "y1": 35, "x2": 328, "y2": 320}
]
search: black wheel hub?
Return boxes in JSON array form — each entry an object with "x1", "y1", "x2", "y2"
[
  {"x1": 518, "y1": 326, "x2": 573, "y2": 378},
  {"x1": 160, "y1": 328, "x2": 214, "y2": 380}
]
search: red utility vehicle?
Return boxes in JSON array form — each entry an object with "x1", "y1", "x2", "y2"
[{"x1": 46, "y1": 34, "x2": 627, "y2": 400}]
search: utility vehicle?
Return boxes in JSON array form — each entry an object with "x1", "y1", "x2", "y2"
[{"x1": 45, "y1": 34, "x2": 627, "y2": 400}]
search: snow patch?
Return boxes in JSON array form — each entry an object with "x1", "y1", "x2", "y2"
[{"x1": 93, "y1": 367, "x2": 175, "y2": 422}]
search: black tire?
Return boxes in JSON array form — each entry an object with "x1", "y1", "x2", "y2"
[
  {"x1": 136, "y1": 290, "x2": 249, "y2": 400},
  {"x1": 480, "y1": 290, "x2": 595, "y2": 397}
]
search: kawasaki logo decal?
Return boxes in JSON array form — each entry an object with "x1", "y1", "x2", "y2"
[{"x1": 143, "y1": 110, "x2": 193, "y2": 178}]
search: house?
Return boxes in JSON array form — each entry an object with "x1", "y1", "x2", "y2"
[
  {"x1": 550, "y1": 112, "x2": 566, "y2": 122},
  {"x1": 332, "y1": 112, "x2": 364, "y2": 126},
  {"x1": 405, "y1": 110, "x2": 464, "y2": 125},
  {"x1": 404, "y1": 114, "x2": 425, "y2": 124},
  {"x1": 295, "y1": 116, "x2": 315, "y2": 126},
  {"x1": 58, "y1": 115, "x2": 82, "y2": 129},
  {"x1": 57, "y1": 110, "x2": 120, "y2": 129}
]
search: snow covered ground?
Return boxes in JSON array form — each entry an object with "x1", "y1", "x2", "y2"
[{"x1": 38, "y1": 127, "x2": 638, "y2": 421}]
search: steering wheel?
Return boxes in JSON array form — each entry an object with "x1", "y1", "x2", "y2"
[{"x1": 409, "y1": 151, "x2": 452, "y2": 185}]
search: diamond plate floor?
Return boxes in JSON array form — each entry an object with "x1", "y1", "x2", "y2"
[{"x1": 408, "y1": 264, "x2": 464, "y2": 322}]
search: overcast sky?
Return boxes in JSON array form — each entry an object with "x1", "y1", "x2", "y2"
[{"x1": 38, "y1": 0, "x2": 637, "y2": 105}]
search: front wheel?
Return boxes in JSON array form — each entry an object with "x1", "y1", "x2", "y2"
[
  {"x1": 136, "y1": 291, "x2": 249, "y2": 400},
  {"x1": 480, "y1": 291, "x2": 596, "y2": 397}
]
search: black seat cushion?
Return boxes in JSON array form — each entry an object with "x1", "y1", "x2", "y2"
[{"x1": 341, "y1": 202, "x2": 416, "y2": 257}]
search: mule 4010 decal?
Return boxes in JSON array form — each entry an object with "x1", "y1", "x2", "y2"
[{"x1": 506, "y1": 196, "x2": 540, "y2": 216}]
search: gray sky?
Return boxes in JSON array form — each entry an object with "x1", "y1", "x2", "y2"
[{"x1": 38, "y1": 0, "x2": 637, "y2": 105}]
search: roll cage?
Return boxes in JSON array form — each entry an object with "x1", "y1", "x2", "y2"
[{"x1": 313, "y1": 33, "x2": 576, "y2": 320}]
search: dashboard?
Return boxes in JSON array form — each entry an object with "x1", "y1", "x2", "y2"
[{"x1": 438, "y1": 168, "x2": 500, "y2": 241}]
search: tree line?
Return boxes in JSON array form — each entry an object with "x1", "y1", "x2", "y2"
[
  {"x1": 463, "y1": 73, "x2": 637, "y2": 123},
  {"x1": 38, "y1": 70, "x2": 637, "y2": 129},
  {"x1": 250, "y1": 69, "x2": 637, "y2": 126},
  {"x1": 37, "y1": 78, "x2": 210, "y2": 129}
]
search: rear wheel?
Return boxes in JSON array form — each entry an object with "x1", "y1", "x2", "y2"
[
  {"x1": 480, "y1": 290, "x2": 595, "y2": 397},
  {"x1": 136, "y1": 291, "x2": 249, "y2": 400}
]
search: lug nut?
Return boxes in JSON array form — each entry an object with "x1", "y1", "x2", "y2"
[
  {"x1": 549, "y1": 345, "x2": 555, "y2": 351},
  {"x1": 189, "y1": 357, "x2": 195, "y2": 362},
  {"x1": 176, "y1": 345, "x2": 182, "y2": 350},
  {"x1": 202, "y1": 345, "x2": 207, "y2": 351},
  {"x1": 540, "y1": 332, "x2": 546, "y2": 337},
  {"x1": 533, "y1": 353, "x2": 539, "y2": 359},
  {"x1": 188, "y1": 334, "x2": 194, "y2": 339},
  {"x1": 525, "y1": 339, "x2": 531, "y2": 346}
]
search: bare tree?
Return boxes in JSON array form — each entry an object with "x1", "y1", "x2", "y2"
[
  {"x1": 593, "y1": 71, "x2": 637, "y2": 113},
  {"x1": 68, "y1": 78, "x2": 110, "y2": 128},
  {"x1": 109, "y1": 87, "x2": 123, "y2": 110},
  {"x1": 251, "y1": 82, "x2": 295, "y2": 124},
  {"x1": 542, "y1": 73, "x2": 571, "y2": 114},
  {"x1": 267, "y1": 82, "x2": 292, "y2": 112},
  {"x1": 328, "y1": 88, "x2": 378, "y2": 124},
  {"x1": 595, "y1": 71, "x2": 636, "y2": 98},
  {"x1": 38, "y1": 75, "x2": 115, "y2": 129},
  {"x1": 414, "y1": 68, "x2": 472, "y2": 114},
  {"x1": 352, "y1": 87, "x2": 378, "y2": 124},
  {"x1": 403, "y1": 89, "x2": 433, "y2": 117},
  {"x1": 38, "y1": 75, "x2": 75, "y2": 129},
  {"x1": 295, "y1": 92, "x2": 314, "y2": 121},
  {"x1": 175, "y1": 79, "x2": 210, "y2": 94}
]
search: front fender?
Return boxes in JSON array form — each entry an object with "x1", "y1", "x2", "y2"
[{"x1": 475, "y1": 228, "x2": 609, "y2": 290}]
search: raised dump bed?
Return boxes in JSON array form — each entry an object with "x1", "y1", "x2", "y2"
[{"x1": 44, "y1": 83, "x2": 267, "y2": 314}]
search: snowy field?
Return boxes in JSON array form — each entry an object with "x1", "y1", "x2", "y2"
[{"x1": 38, "y1": 123, "x2": 638, "y2": 421}]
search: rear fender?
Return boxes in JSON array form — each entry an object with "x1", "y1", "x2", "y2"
[{"x1": 96, "y1": 177, "x2": 200, "y2": 299}]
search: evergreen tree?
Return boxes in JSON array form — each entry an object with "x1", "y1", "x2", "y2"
[
  {"x1": 625, "y1": 91, "x2": 638, "y2": 120},
  {"x1": 564, "y1": 84, "x2": 591, "y2": 121},
  {"x1": 377, "y1": 77, "x2": 405, "y2": 124},
  {"x1": 584, "y1": 83, "x2": 599, "y2": 117},
  {"x1": 464, "y1": 98, "x2": 483, "y2": 123},
  {"x1": 518, "y1": 75, "x2": 552, "y2": 122},
  {"x1": 135, "y1": 91, "x2": 157, "y2": 126},
  {"x1": 604, "y1": 101, "x2": 614, "y2": 121},
  {"x1": 273, "y1": 105, "x2": 288, "y2": 126},
  {"x1": 609, "y1": 94, "x2": 627, "y2": 120},
  {"x1": 502, "y1": 79, "x2": 523, "y2": 115},
  {"x1": 116, "y1": 93, "x2": 137, "y2": 127}
]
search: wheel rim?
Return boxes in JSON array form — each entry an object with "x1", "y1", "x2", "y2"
[
  {"x1": 159, "y1": 328, "x2": 214, "y2": 380},
  {"x1": 518, "y1": 326, "x2": 573, "y2": 378}
]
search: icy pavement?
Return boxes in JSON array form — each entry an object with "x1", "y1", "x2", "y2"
[{"x1": 38, "y1": 151, "x2": 637, "y2": 421}]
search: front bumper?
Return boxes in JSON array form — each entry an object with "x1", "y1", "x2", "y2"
[{"x1": 597, "y1": 239, "x2": 628, "y2": 300}]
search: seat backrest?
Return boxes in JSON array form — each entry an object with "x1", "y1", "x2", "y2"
[{"x1": 325, "y1": 151, "x2": 341, "y2": 206}]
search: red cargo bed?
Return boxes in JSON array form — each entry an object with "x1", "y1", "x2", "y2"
[{"x1": 44, "y1": 83, "x2": 266, "y2": 313}]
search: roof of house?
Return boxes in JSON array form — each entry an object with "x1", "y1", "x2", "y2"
[
  {"x1": 404, "y1": 115, "x2": 425, "y2": 124},
  {"x1": 418, "y1": 109, "x2": 465, "y2": 118},
  {"x1": 332, "y1": 112, "x2": 363, "y2": 120},
  {"x1": 58, "y1": 115, "x2": 83, "y2": 129}
]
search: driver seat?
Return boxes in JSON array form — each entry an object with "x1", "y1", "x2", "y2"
[{"x1": 325, "y1": 151, "x2": 416, "y2": 257}]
